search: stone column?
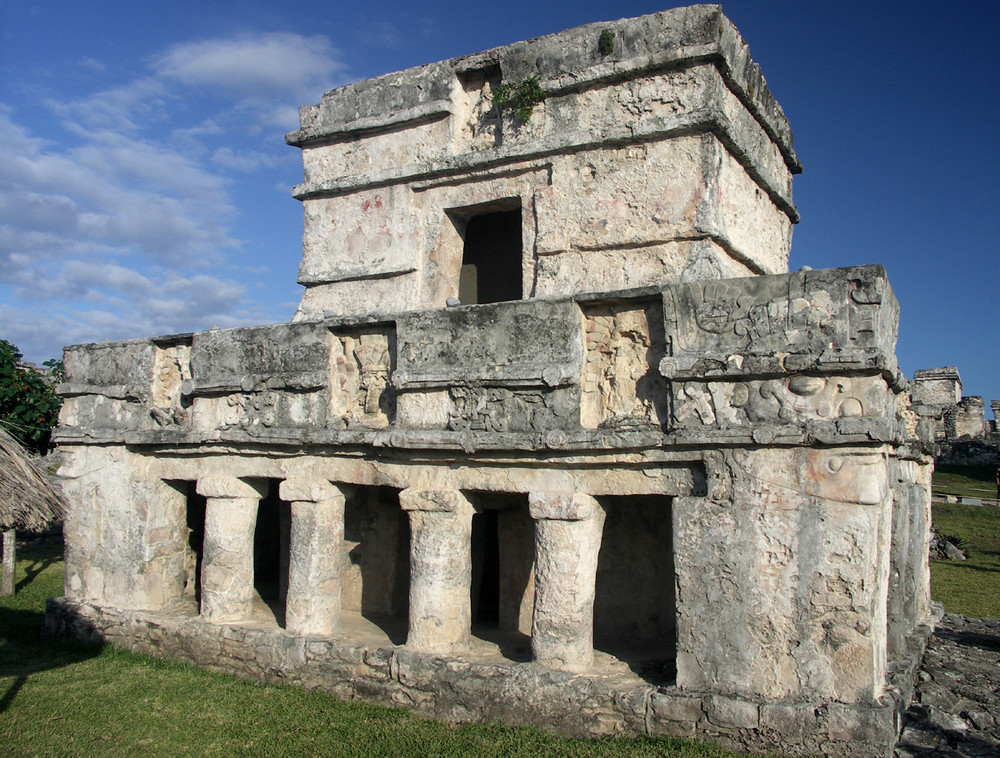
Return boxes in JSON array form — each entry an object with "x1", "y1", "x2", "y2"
[
  {"x1": 279, "y1": 478, "x2": 345, "y2": 637},
  {"x1": 399, "y1": 488, "x2": 474, "y2": 655},
  {"x1": 196, "y1": 476, "x2": 266, "y2": 623},
  {"x1": 529, "y1": 492, "x2": 606, "y2": 672}
]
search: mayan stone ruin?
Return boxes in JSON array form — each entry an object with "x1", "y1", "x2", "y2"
[{"x1": 45, "y1": 6, "x2": 938, "y2": 756}]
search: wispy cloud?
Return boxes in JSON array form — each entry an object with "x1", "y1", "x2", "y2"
[{"x1": 0, "y1": 28, "x2": 347, "y2": 362}]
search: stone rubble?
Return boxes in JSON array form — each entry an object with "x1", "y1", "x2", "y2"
[{"x1": 896, "y1": 615, "x2": 1000, "y2": 758}]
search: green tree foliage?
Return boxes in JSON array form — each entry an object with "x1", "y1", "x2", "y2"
[{"x1": 0, "y1": 339, "x2": 62, "y2": 455}]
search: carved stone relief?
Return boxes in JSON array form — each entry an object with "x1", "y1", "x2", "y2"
[
  {"x1": 219, "y1": 390, "x2": 279, "y2": 431},
  {"x1": 150, "y1": 343, "x2": 192, "y2": 426},
  {"x1": 447, "y1": 386, "x2": 575, "y2": 433},
  {"x1": 581, "y1": 303, "x2": 668, "y2": 429},
  {"x1": 672, "y1": 375, "x2": 886, "y2": 429},
  {"x1": 330, "y1": 329, "x2": 395, "y2": 429}
]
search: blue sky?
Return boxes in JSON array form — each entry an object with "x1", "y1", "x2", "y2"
[{"x1": 2, "y1": 1, "x2": 997, "y2": 415}]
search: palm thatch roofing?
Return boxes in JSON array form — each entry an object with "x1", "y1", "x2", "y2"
[{"x1": 0, "y1": 423, "x2": 66, "y2": 532}]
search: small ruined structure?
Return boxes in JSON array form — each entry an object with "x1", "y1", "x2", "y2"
[
  {"x1": 910, "y1": 367, "x2": 997, "y2": 443},
  {"x1": 47, "y1": 7, "x2": 936, "y2": 756}
]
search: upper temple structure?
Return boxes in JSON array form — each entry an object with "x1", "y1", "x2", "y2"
[{"x1": 46, "y1": 7, "x2": 938, "y2": 756}]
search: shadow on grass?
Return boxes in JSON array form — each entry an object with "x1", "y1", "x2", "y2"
[
  {"x1": 932, "y1": 560, "x2": 1000, "y2": 576},
  {"x1": 14, "y1": 549, "x2": 61, "y2": 594},
  {"x1": 1, "y1": 537, "x2": 105, "y2": 716},
  {"x1": 0, "y1": 605, "x2": 104, "y2": 714}
]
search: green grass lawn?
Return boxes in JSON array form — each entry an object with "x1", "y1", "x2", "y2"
[
  {"x1": 1, "y1": 541, "x2": 773, "y2": 758},
  {"x1": 930, "y1": 502, "x2": 1000, "y2": 619},
  {"x1": 929, "y1": 463, "x2": 1000, "y2": 619}
]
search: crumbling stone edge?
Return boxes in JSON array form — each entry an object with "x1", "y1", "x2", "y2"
[{"x1": 44, "y1": 597, "x2": 941, "y2": 757}]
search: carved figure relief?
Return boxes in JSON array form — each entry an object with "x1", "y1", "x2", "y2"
[
  {"x1": 150, "y1": 344, "x2": 192, "y2": 426},
  {"x1": 220, "y1": 391, "x2": 278, "y2": 431},
  {"x1": 448, "y1": 386, "x2": 513, "y2": 432},
  {"x1": 581, "y1": 303, "x2": 668, "y2": 429},
  {"x1": 330, "y1": 330, "x2": 395, "y2": 429},
  {"x1": 447, "y1": 386, "x2": 572, "y2": 433},
  {"x1": 672, "y1": 375, "x2": 884, "y2": 429}
]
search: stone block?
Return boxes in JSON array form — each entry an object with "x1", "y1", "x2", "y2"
[
  {"x1": 759, "y1": 702, "x2": 820, "y2": 735},
  {"x1": 399, "y1": 489, "x2": 468, "y2": 513},
  {"x1": 650, "y1": 693, "x2": 704, "y2": 722},
  {"x1": 705, "y1": 694, "x2": 760, "y2": 729}
]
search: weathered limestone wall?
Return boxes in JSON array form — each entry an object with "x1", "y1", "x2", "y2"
[
  {"x1": 675, "y1": 447, "x2": 892, "y2": 704},
  {"x1": 286, "y1": 5, "x2": 800, "y2": 319}
]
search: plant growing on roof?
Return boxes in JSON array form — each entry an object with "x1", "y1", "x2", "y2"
[
  {"x1": 598, "y1": 28, "x2": 615, "y2": 56},
  {"x1": 490, "y1": 74, "x2": 545, "y2": 124}
]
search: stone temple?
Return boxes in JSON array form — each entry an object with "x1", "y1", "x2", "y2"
[{"x1": 46, "y1": 6, "x2": 937, "y2": 756}]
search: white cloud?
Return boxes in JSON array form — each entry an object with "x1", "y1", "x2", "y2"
[{"x1": 153, "y1": 32, "x2": 346, "y2": 102}]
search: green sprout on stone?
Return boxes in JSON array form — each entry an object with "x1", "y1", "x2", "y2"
[
  {"x1": 491, "y1": 74, "x2": 545, "y2": 123},
  {"x1": 599, "y1": 28, "x2": 615, "y2": 56}
]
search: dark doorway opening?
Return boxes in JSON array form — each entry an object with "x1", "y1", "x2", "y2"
[
  {"x1": 253, "y1": 479, "x2": 290, "y2": 628},
  {"x1": 184, "y1": 485, "x2": 206, "y2": 610},
  {"x1": 471, "y1": 508, "x2": 500, "y2": 625},
  {"x1": 165, "y1": 479, "x2": 206, "y2": 614},
  {"x1": 459, "y1": 207, "x2": 523, "y2": 304},
  {"x1": 469, "y1": 492, "x2": 533, "y2": 661},
  {"x1": 593, "y1": 495, "x2": 676, "y2": 684},
  {"x1": 342, "y1": 486, "x2": 409, "y2": 644}
]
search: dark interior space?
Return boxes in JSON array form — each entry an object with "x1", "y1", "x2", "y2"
[
  {"x1": 593, "y1": 495, "x2": 676, "y2": 684},
  {"x1": 471, "y1": 508, "x2": 500, "y2": 625},
  {"x1": 343, "y1": 485, "x2": 409, "y2": 644},
  {"x1": 184, "y1": 484, "x2": 206, "y2": 610},
  {"x1": 468, "y1": 492, "x2": 533, "y2": 661},
  {"x1": 253, "y1": 479, "x2": 290, "y2": 628},
  {"x1": 459, "y1": 208, "x2": 523, "y2": 304}
]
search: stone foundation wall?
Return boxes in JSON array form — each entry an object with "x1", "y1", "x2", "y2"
[{"x1": 45, "y1": 597, "x2": 936, "y2": 757}]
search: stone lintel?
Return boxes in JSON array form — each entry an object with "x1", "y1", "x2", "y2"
[
  {"x1": 196, "y1": 476, "x2": 268, "y2": 500},
  {"x1": 279, "y1": 477, "x2": 342, "y2": 504},
  {"x1": 399, "y1": 488, "x2": 468, "y2": 513},
  {"x1": 528, "y1": 492, "x2": 600, "y2": 521}
]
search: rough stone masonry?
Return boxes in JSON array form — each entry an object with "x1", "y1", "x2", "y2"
[{"x1": 45, "y1": 6, "x2": 938, "y2": 756}]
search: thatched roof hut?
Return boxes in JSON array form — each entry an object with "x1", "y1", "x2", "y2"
[{"x1": 0, "y1": 424, "x2": 66, "y2": 532}]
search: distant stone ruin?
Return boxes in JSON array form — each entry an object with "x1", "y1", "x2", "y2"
[
  {"x1": 910, "y1": 367, "x2": 998, "y2": 442},
  {"x1": 909, "y1": 367, "x2": 999, "y2": 467},
  {"x1": 46, "y1": 7, "x2": 936, "y2": 756}
]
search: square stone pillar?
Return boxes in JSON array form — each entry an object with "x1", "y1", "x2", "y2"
[
  {"x1": 528, "y1": 492, "x2": 605, "y2": 672},
  {"x1": 196, "y1": 476, "x2": 267, "y2": 623},
  {"x1": 399, "y1": 488, "x2": 474, "y2": 655},
  {"x1": 279, "y1": 478, "x2": 346, "y2": 637}
]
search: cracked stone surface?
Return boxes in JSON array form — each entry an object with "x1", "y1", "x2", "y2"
[{"x1": 896, "y1": 615, "x2": 1000, "y2": 757}]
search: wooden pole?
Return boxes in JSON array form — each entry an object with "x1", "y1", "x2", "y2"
[{"x1": 1, "y1": 528, "x2": 14, "y2": 596}]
